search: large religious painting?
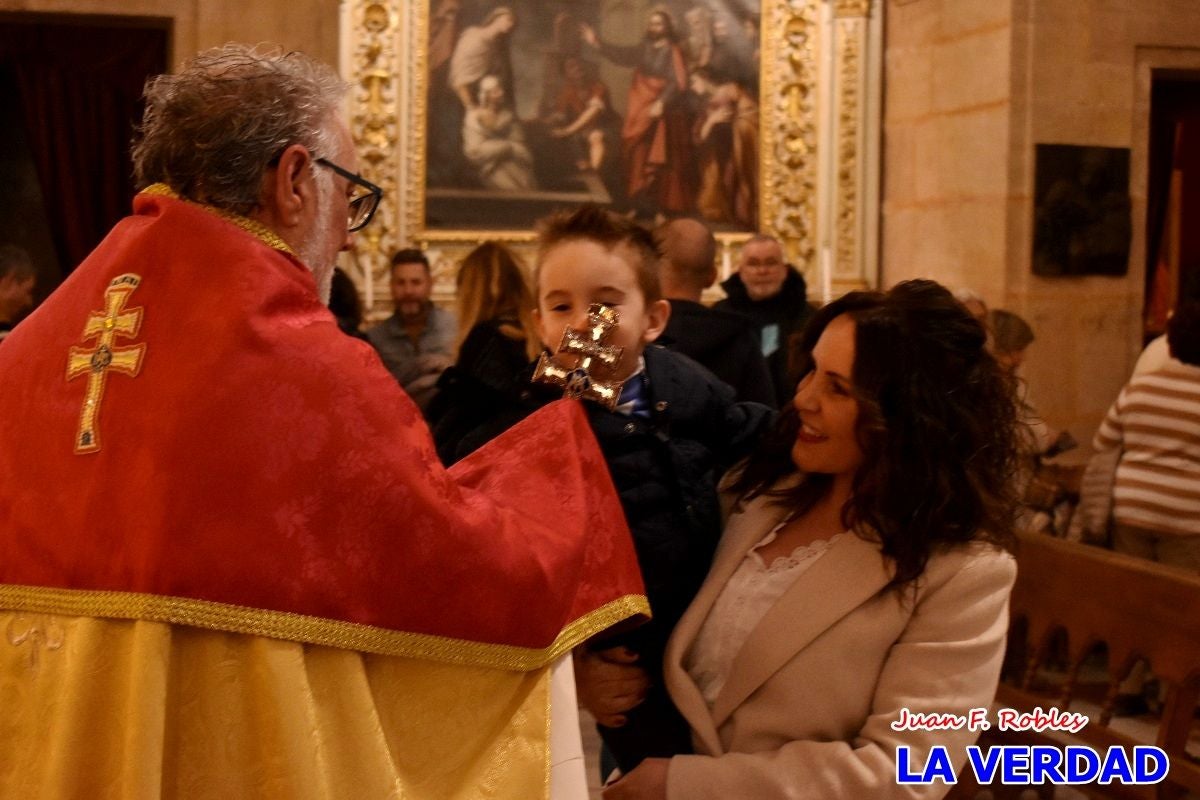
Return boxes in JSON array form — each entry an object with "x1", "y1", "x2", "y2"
[
  {"x1": 421, "y1": 0, "x2": 764, "y2": 233},
  {"x1": 346, "y1": 0, "x2": 880, "y2": 313}
]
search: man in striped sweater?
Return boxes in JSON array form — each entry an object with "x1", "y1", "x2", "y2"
[{"x1": 1094, "y1": 301, "x2": 1200, "y2": 570}]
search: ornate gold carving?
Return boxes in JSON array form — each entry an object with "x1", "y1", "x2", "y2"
[
  {"x1": 762, "y1": 0, "x2": 820, "y2": 272},
  {"x1": 348, "y1": 1, "x2": 401, "y2": 302},
  {"x1": 835, "y1": 0, "x2": 872, "y2": 18},
  {"x1": 836, "y1": 19, "x2": 862, "y2": 278}
]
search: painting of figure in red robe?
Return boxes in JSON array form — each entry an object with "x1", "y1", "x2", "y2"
[{"x1": 424, "y1": 0, "x2": 761, "y2": 231}]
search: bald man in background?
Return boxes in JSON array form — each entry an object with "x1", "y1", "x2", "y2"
[{"x1": 654, "y1": 218, "x2": 774, "y2": 405}]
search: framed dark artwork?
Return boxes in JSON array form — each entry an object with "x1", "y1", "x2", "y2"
[
  {"x1": 418, "y1": 0, "x2": 763, "y2": 234},
  {"x1": 1033, "y1": 143, "x2": 1131, "y2": 277}
]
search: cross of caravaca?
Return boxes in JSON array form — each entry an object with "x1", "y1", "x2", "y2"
[
  {"x1": 66, "y1": 273, "x2": 146, "y2": 454},
  {"x1": 532, "y1": 303, "x2": 625, "y2": 410}
]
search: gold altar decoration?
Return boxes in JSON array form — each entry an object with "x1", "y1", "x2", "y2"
[{"x1": 345, "y1": 0, "x2": 402, "y2": 298}]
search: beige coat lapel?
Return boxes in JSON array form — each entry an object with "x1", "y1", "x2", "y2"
[
  {"x1": 664, "y1": 490, "x2": 794, "y2": 755},
  {"x1": 709, "y1": 532, "x2": 894, "y2": 727}
]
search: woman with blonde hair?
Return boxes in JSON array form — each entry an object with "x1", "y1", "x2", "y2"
[
  {"x1": 453, "y1": 240, "x2": 540, "y2": 360},
  {"x1": 428, "y1": 241, "x2": 540, "y2": 463}
]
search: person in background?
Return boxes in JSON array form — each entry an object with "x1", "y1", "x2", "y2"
[
  {"x1": 952, "y1": 286, "x2": 988, "y2": 327},
  {"x1": 988, "y1": 308, "x2": 1035, "y2": 375},
  {"x1": 990, "y1": 308, "x2": 1050, "y2": 448},
  {"x1": 0, "y1": 244, "x2": 36, "y2": 341},
  {"x1": 1131, "y1": 306, "x2": 1186, "y2": 377},
  {"x1": 714, "y1": 234, "x2": 815, "y2": 407},
  {"x1": 988, "y1": 307, "x2": 1076, "y2": 532},
  {"x1": 654, "y1": 218, "x2": 773, "y2": 405},
  {"x1": 1092, "y1": 301, "x2": 1200, "y2": 567},
  {"x1": 366, "y1": 248, "x2": 457, "y2": 410},
  {"x1": 327, "y1": 267, "x2": 368, "y2": 341},
  {"x1": 584, "y1": 280, "x2": 1021, "y2": 800},
  {"x1": 427, "y1": 241, "x2": 541, "y2": 464},
  {"x1": 1076, "y1": 302, "x2": 1200, "y2": 715}
]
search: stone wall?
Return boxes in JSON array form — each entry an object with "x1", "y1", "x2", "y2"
[
  {"x1": 882, "y1": 0, "x2": 1013, "y2": 302},
  {"x1": 884, "y1": 0, "x2": 1200, "y2": 451},
  {"x1": 1004, "y1": 0, "x2": 1200, "y2": 450}
]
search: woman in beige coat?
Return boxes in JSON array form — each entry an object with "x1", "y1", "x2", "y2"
[{"x1": 584, "y1": 280, "x2": 1022, "y2": 799}]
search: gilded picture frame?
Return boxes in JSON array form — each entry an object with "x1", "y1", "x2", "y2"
[{"x1": 344, "y1": 0, "x2": 881, "y2": 315}]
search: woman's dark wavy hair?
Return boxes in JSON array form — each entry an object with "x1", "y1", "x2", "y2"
[{"x1": 729, "y1": 279, "x2": 1021, "y2": 590}]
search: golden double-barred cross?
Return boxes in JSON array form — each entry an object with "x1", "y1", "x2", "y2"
[
  {"x1": 532, "y1": 303, "x2": 626, "y2": 410},
  {"x1": 66, "y1": 273, "x2": 146, "y2": 454}
]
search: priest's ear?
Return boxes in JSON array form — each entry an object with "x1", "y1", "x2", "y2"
[{"x1": 262, "y1": 144, "x2": 317, "y2": 230}]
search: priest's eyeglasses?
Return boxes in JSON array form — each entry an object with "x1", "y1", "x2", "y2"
[{"x1": 315, "y1": 157, "x2": 383, "y2": 232}]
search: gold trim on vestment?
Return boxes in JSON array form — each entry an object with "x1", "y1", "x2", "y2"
[
  {"x1": 140, "y1": 183, "x2": 296, "y2": 256},
  {"x1": 0, "y1": 584, "x2": 649, "y2": 671}
]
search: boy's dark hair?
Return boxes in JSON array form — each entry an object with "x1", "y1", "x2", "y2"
[
  {"x1": 534, "y1": 205, "x2": 662, "y2": 303},
  {"x1": 390, "y1": 248, "x2": 430, "y2": 274},
  {"x1": 1167, "y1": 302, "x2": 1200, "y2": 367}
]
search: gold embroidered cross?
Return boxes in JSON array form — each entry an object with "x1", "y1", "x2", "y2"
[{"x1": 66, "y1": 273, "x2": 146, "y2": 454}]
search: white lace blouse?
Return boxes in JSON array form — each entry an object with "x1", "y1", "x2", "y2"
[{"x1": 685, "y1": 522, "x2": 844, "y2": 707}]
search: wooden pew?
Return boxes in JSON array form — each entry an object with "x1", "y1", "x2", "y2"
[{"x1": 949, "y1": 531, "x2": 1200, "y2": 799}]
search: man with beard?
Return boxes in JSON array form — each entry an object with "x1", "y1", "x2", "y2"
[
  {"x1": 582, "y1": 8, "x2": 696, "y2": 216},
  {"x1": 367, "y1": 248, "x2": 458, "y2": 409},
  {"x1": 0, "y1": 44, "x2": 646, "y2": 799}
]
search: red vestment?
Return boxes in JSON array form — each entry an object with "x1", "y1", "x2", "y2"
[{"x1": 0, "y1": 191, "x2": 646, "y2": 665}]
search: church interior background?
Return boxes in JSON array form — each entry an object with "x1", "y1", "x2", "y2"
[{"x1": 1, "y1": 0, "x2": 1199, "y2": 465}]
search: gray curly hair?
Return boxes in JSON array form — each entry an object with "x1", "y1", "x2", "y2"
[{"x1": 132, "y1": 43, "x2": 348, "y2": 215}]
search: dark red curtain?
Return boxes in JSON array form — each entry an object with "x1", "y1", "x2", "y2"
[
  {"x1": 0, "y1": 18, "x2": 167, "y2": 275},
  {"x1": 1146, "y1": 79, "x2": 1200, "y2": 337}
]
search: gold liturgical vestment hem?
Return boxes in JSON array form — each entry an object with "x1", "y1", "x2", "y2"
[
  {"x1": 0, "y1": 611, "x2": 553, "y2": 799},
  {"x1": 0, "y1": 584, "x2": 648, "y2": 671}
]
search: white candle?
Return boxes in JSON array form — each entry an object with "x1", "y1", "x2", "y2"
[
  {"x1": 721, "y1": 244, "x2": 732, "y2": 281},
  {"x1": 821, "y1": 247, "x2": 833, "y2": 305}
]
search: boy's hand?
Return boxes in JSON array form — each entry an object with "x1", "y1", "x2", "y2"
[{"x1": 574, "y1": 645, "x2": 649, "y2": 727}]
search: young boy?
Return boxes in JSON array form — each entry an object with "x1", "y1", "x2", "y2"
[{"x1": 434, "y1": 206, "x2": 774, "y2": 771}]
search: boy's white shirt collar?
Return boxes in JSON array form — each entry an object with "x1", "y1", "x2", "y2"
[{"x1": 612, "y1": 356, "x2": 648, "y2": 417}]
